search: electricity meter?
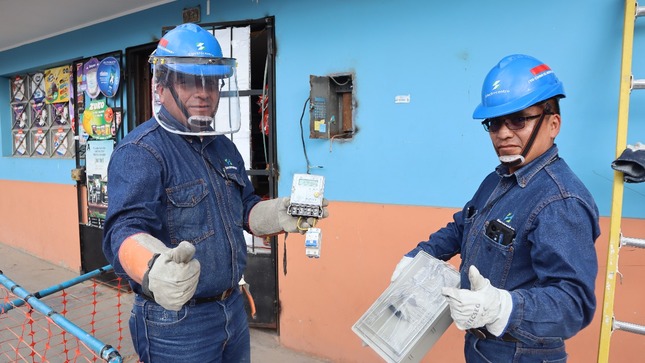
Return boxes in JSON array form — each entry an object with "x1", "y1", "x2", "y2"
[{"x1": 288, "y1": 174, "x2": 325, "y2": 218}]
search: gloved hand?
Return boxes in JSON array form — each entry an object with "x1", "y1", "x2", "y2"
[
  {"x1": 249, "y1": 197, "x2": 329, "y2": 236},
  {"x1": 390, "y1": 256, "x2": 413, "y2": 282},
  {"x1": 441, "y1": 265, "x2": 512, "y2": 336},
  {"x1": 142, "y1": 241, "x2": 201, "y2": 311}
]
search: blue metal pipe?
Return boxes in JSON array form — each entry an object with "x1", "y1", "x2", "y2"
[
  {"x1": 0, "y1": 265, "x2": 113, "y2": 313},
  {"x1": 0, "y1": 268, "x2": 122, "y2": 363}
]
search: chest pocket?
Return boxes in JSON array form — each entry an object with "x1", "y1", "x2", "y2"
[
  {"x1": 465, "y1": 229, "x2": 515, "y2": 288},
  {"x1": 166, "y1": 179, "x2": 215, "y2": 244}
]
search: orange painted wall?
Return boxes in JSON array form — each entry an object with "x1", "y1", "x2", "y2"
[
  {"x1": 277, "y1": 201, "x2": 645, "y2": 363},
  {"x1": 0, "y1": 180, "x2": 81, "y2": 270},
  {"x1": 1, "y1": 181, "x2": 643, "y2": 362}
]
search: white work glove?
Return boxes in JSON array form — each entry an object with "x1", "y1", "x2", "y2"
[
  {"x1": 249, "y1": 197, "x2": 329, "y2": 236},
  {"x1": 441, "y1": 265, "x2": 512, "y2": 336},
  {"x1": 142, "y1": 241, "x2": 201, "y2": 311},
  {"x1": 390, "y1": 256, "x2": 413, "y2": 282}
]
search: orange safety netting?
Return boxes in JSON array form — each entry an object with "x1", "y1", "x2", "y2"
[{"x1": 0, "y1": 277, "x2": 136, "y2": 362}]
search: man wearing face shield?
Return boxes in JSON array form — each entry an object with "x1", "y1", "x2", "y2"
[
  {"x1": 103, "y1": 23, "x2": 328, "y2": 363},
  {"x1": 390, "y1": 55, "x2": 599, "y2": 362}
]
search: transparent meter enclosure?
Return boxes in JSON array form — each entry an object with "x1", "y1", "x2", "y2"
[
  {"x1": 352, "y1": 251, "x2": 460, "y2": 363},
  {"x1": 288, "y1": 174, "x2": 325, "y2": 218}
]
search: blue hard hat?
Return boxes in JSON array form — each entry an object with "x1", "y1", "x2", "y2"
[
  {"x1": 151, "y1": 23, "x2": 233, "y2": 77},
  {"x1": 472, "y1": 54, "x2": 565, "y2": 119}
]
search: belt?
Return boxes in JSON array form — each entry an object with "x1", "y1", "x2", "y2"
[
  {"x1": 468, "y1": 328, "x2": 519, "y2": 342},
  {"x1": 140, "y1": 287, "x2": 236, "y2": 306},
  {"x1": 189, "y1": 288, "x2": 236, "y2": 304}
]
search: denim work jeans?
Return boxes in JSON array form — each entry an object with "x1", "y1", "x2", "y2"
[
  {"x1": 130, "y1": 291, "x2": 250, "y2": 363},
  {"x1": 464, "y1": 333, "x2": 567, "y2": 363}
]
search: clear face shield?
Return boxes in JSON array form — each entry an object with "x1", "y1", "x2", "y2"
[{"x1": 150, "y1": 56, "x2": 241, "y2": 136}]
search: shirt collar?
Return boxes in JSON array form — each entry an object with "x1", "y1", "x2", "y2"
[{"x1": 495, "y1": 144, "x2": 559, "y2": 188}]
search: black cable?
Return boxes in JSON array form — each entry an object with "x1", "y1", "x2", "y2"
[
  {"x1": 283, "y1": 233, "x2": 288, "y2": 276},
  {"x1": 299, "y1": 97, "x2": 312, "y2": 174}
]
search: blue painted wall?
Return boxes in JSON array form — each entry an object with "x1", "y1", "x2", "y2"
[{"x1": 1, "y1": 0, "x2": 644, "y2": 217}]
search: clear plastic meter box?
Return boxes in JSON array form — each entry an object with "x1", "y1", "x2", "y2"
[{"x1": 352, "y1": 251, "x2": 460, "y2": 363}]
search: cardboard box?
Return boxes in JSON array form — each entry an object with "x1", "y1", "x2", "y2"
[{"x1": 352, "y1": 251, "x2": 460, "y2": 363}]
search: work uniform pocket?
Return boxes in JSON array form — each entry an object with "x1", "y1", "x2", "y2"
[
  {"x1": 166, "y1": 179, "x2": 215, "y2": 244},
  {"x1": 470, "y1": 231, "x2": 515, "y2": 287}
]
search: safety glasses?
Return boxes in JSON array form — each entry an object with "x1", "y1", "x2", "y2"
[{"x1": 481, "y1": 114, "x2": 543, "y2": 133}]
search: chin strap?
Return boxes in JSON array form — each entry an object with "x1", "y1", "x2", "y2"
[
  {"x1": 498, "y1": 154, "x2": 525, "y2": 167},
  {"x1": 499, "y1": 104, "x2": 552, "y2": 167},
  {"x1": 168, "y1": 85, "x2": 192, "y2": 121}
]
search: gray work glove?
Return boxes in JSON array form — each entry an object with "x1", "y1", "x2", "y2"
[
  {"x1": 441, "y1": 265, "x2": 512, "y2": 336},
  {"x1": 249, "y1": 197, "x2": 329, "y2": 236},
  {"x1": 142, "y1": 241, "x2": 201, "y2": 311}
]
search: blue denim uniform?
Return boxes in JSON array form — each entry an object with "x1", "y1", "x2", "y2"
[
  {"x1": 103, "y1": 108, "x2": 260, "y2": 362},
  {"x1": 130, "y1": 292, "x2": 250, "y2": 363},
  {"x1": 409, "y1": 145, "x2": 600, "y2": 362}
]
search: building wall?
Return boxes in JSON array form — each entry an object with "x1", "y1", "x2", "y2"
[
  {"x1": 1, "y1": 0, "x2": 644, "y2": 362},
  {"x1": 0, "y1": 180, "x2": 80, "y2": 269}
]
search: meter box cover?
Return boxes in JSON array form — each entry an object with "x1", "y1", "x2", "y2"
[{"x1": 352, "y1": 251, "x2": 460, "y2": 363}]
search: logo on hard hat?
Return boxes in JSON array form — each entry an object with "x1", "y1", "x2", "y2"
[
  {"x1": 484, "y1": 81, "x2": 510, "y2": 99},
  {"x1": 530, "y1": 64, "x2": 550, "y2": 75},
  {"x1": 196, "y1": 42, "x2": 205, "y2": 51},
  {"x1": 528, "y1": 64, "x2": 554, "y2": 84},
  {"x1": 157, "y1": 38, "x2": 174, "y2": 55}
]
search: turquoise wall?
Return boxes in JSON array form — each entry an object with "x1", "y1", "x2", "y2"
[{"x1": 1, "y1": 0, "x2": 643, "y2": 217}]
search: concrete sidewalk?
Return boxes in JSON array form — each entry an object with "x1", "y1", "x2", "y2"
[{"x1": 0, "y1": 242, "x2": 328, "y2": 363}]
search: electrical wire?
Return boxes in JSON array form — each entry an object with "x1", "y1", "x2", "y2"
[
  {"x1": 298, "y1": 97, "x2": 313, "y2": 174},
  {"x1": 296, "y1": 216, "x2": 318, "y2": 231},
  {"x1": 260, "y1": 54, "x2": 269, "y2": 165},
  {"x1": 329, "y1": 75, "x2": 351, "y2": 86}
]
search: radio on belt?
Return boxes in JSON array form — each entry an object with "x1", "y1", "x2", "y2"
[{"x1": 288, "y1": 174, "x2": 325, "y2": 258}]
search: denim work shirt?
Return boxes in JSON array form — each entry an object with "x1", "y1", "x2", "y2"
[
  {"x1": 103, "y1": 109, "x2": 260, "y2": 298},
  {"x1": 409, "y1": 145, "x2": 600, "y2": 346}
]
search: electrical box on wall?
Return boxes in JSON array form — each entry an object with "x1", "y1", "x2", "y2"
[{"x1": 309, "y1": 74, "x2": 354, "y2": 139}]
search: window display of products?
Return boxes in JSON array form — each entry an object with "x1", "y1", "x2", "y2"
[
  {"x1": 9, "y1": 68, "x2": 75, "y2": 158},
  {"x1": 9, "y1": 53, "x2": 122, "y2": 229}
]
